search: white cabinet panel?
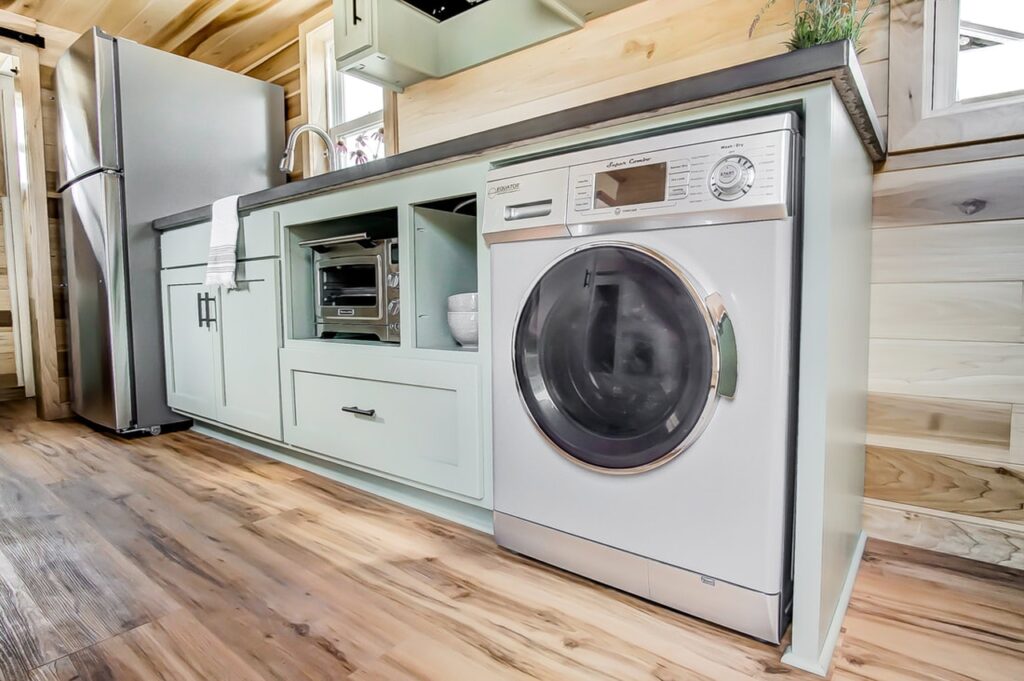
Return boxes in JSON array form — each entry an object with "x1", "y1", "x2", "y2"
[
  {"x1": 161, "y1": 266, "x2": 217, "y2": 419},
  {"x1": 213, "y1": 260, "x2": 283, "y2": 439}
]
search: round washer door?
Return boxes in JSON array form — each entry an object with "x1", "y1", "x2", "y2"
[{"x1": 514, "y1": 243, "x2": 720, "y2": 473}]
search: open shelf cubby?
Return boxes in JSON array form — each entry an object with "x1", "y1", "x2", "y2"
[
  {"x1": 412, "y1": 195, "x2": 478, "y2": 352},
  {"x1": 284, "y1": 207, "x2": 400, "y2": 345}
]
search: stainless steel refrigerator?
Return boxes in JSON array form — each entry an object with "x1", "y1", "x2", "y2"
[{"x1": 56, "y1": 28, "x2": 285, "y2": 434}]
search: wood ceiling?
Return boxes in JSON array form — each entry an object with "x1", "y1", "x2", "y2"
[{"x1": 1, "y1": 0, "x2": 331, "y2": 73}]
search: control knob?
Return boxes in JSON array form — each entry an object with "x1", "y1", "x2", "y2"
[
  {"x1": 387, "y1": 299, "x2": 400, "y2": 316},
  {"x1": 709, "y1": 155, "x2": 755, "y2": 201}
]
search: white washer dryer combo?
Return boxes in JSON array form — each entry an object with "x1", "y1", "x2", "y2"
[{"x1": 484, "y1": 113, "x2": 802, "y2": 644}]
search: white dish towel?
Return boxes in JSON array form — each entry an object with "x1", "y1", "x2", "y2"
[{"x1": 205, "y1": 194, "x2": 241, "y2": 289}]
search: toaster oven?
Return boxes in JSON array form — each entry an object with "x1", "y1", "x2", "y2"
[{"x1": 301, "y1": 233, "x2": 400, "y2": 342}]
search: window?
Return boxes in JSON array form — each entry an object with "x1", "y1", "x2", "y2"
[
  {"x1": 889, "y1": 0, "x2": 1024, "y2": 152},
  {"x1": 299, "y1": 12, "x2": 394, "y2": 176},
  {"x1": 325, "y1": 41, "x2": 387, "y2": 168},
  {"x1": 933, "y1": 0, "x2": 1024, "y2": 106}
]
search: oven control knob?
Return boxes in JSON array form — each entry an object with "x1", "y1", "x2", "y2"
[
  {"x1": 387, "y1": 299, "x2": 400, "y2": 316},
  {"x1": 709, "y1": 155, "x2": 755, "y2": 201},
  {"x1": 387, "y1": 273, "x2": 400, "y2": 289}
]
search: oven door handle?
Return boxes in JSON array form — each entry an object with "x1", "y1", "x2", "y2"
[{"x1": 299, "y1": 233, "x2": 371, "y2": 251}]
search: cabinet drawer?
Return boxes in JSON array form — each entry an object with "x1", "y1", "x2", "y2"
[
  {"x1": 284, "y1": 359, "x2": 482, "y2": 500},
  {"x1": 160, "y1": 210, "x2": 279, "y2": 268}
]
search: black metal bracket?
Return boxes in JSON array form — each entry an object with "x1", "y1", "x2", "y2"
[{"x1": 0, "y1": 27, "x2": 45, "y2": 50}]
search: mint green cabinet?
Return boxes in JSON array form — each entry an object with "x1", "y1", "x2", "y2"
[
  {"x1": 334, "y1": 0, "x2": 374, "y2": 62},
  {"x1": 160, "y1": 257, "x2": 283, "y2": 440},
  {"x1": 161, "y1": 265, "x2": 217, "y2": 419},
  {"x1": 212, "y1": 259, "x2": 283, "y2": 440}
]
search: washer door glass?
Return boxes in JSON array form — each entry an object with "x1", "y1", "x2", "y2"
[{"x1": 514, "y1": 244, "x2": 715, "y2": 471}]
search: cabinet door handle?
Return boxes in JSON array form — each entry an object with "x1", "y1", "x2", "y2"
[
  {"x1": 352, "y1": 0, "x2": 361, "y2": 24},
  {"x1": 197, "y1": 292, "x2": 206, "y2": 327},
  {"x1": 203, "y1": 293, "x2": 217, "y2": 328},
  {"x1": 341, "y1": 406, "x2": 375, "y2": 418}
]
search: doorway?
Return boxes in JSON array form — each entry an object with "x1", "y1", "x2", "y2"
[{"x1": 0, "y1": 60, "x2": 36, "y2": 401}]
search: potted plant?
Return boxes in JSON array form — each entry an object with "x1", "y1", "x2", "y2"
[{"x1": 749, "y1": 0, "x2": 876, "y2": 53}]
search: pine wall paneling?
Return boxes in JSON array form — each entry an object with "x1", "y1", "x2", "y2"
[
  {"x1": 866, "y1": 152, "x2": 1024, "y2": 567},
  {"x1": 395, "y1": 0, "x2": 890, "y2": 151}
]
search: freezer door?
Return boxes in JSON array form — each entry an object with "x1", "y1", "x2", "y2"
[
  {"x1": 55, "y1": 28, "x2": 120, "y2": 187},
  {"x1": 62, "y1": 172, "x2": 133, "y2": 430}
]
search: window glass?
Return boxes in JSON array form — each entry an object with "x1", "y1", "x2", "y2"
[
  {"x1": 324, "y1": 38, "x2": 386, "y2": 168},
  {"x1": 957, "y1": 0, "x2": 1024, "y2": 101}
]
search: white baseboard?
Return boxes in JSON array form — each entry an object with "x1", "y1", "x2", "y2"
[{"x1": 781, "y1": 530, "x2": 866, "y2": 677}]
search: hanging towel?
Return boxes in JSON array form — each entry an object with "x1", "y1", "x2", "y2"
[{"x1": 205, "y1": 195, "x2": 241, "y2": 289}]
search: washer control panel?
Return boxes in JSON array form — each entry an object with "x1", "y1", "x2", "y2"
[{"x1": 483, "y1": 112, "x2": 799, "y2": 243}]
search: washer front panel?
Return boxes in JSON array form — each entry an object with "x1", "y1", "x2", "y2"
[{"x1": 513, "y1": 243, "x2": 717, "y2": 472}]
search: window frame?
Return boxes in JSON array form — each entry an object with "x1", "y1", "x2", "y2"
[
  {"x1": 889, "y1": 0, "x2": 1024, "y2": 152},
  {"x1": 299, "y1": 11, "x2": 396, "y2": 176}
]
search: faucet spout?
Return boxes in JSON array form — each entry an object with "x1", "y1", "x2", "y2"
[{"x1": 280, "y1": 124, "x2": 341, "y2": 174}]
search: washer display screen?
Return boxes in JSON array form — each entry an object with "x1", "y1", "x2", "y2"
[
  {"x1": 593, "y1": 163, "x2": 667, "y2": 208},
  {"x1": 514, "y1": 244, "x2": 716, "y2": 471}
]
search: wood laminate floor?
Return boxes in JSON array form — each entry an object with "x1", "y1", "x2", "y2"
[{"x1": 0, "y1": 400, "x2": 1020, "y2": 681}]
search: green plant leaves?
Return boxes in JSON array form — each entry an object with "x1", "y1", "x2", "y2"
[{"x1": 750, "y1": 0, "x2": 876, "y2": 53}]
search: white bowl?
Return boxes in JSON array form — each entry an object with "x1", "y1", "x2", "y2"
[
  {"x1": 447, "y1": 292, "x2": 479, "y2": 313},
  {"x1": 447, "y1": 311, "x2": 479, "y2": 347}
]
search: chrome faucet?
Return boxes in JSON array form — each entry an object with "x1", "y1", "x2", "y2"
[{"x1": 279, "y1": 124, "x2": 341, "y2": 174}]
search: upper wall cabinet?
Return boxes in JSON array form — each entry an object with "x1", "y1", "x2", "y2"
[{"x1": 334, "y1": 0, "x2": 645, "y2": 91}]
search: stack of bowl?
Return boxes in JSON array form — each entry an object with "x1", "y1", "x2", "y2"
[{"x1": 447, "y1": 292, "x2": 478, "y2": 348}]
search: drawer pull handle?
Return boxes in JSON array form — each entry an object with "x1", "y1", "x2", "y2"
[{"x1": 342, "y1": 406, "x2": 376, "y2": 418}]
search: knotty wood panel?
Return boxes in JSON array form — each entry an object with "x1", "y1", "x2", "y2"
[
  {"x1": 874, "y1": 155, "x2": 1024, "y2": 228},
  {"x1": 869, "y1": 339, "x2": 1024, "y2": 404},
  {"x1": 867, "y1": 393, "x2": 1013, "y2": 460},
  {"x1": 1013, "y1": 406, "x2": 1024, "y2": 463},
  {"x1": 863, "y1": 500, "x2": 1024, "y2": 569},
  {"x1": 0, "y1": 401, "x2": 1021, "y2": 681},
  {"x1": 396, "y1": 0, "x2": 890, "y2": 151},
  {"x1": 865, "y1": 445, "x2": 1024, "y2": 522},
  {"x1": 870, "y1": 281, "x2": 1024, "y2": 342},
  {"x1": 871, "y1": 220, "x2": 1024, "y2": 283}
]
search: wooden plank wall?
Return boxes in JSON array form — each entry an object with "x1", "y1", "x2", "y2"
[
  {"x1": 863, "y1": 155, "x2": 1024, "y2": 568},
  {"x1": 395, "y1": 0, "x2": 891, "y2": 152}
]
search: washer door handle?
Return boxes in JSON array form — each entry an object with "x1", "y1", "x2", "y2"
[{"x1": 705, "y1": 292, "x2": 737, "y2": 398}]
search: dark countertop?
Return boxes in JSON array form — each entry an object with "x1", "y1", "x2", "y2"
[{"x1": 153, "y1": 40, "x2": 884, "y2": 232}]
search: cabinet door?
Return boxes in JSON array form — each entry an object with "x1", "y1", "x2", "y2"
[
  {"x1": 161, "y1": 266, "x2": 216, "y2": 419},
  {"x1": 213, "y1": 259, "x2": 283, "y2": 440},
  {"x1": 334, "y1": 0, "x2": 374, "y2": 61}
]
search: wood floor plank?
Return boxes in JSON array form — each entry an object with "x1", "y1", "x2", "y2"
[
  {"x1": 0, "y1": 401, "x2": 1021, "y2": 680},
  {"x1": 0, "y1": 550, "x2": 67, "y2": 681},
  {"x1": 33, "y1": 609, "x2": 268, "y2": 681},
  {"x1": 833, "y1": 540, "x2": 1024, "y2": 681},
  {"x1": 50, "y1": 476, "x2": 389, "y2": 681}
]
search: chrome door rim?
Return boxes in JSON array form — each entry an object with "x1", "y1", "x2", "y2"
[{"x1": 511, "y1": 240, "x2": 725, "y2": 475}]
